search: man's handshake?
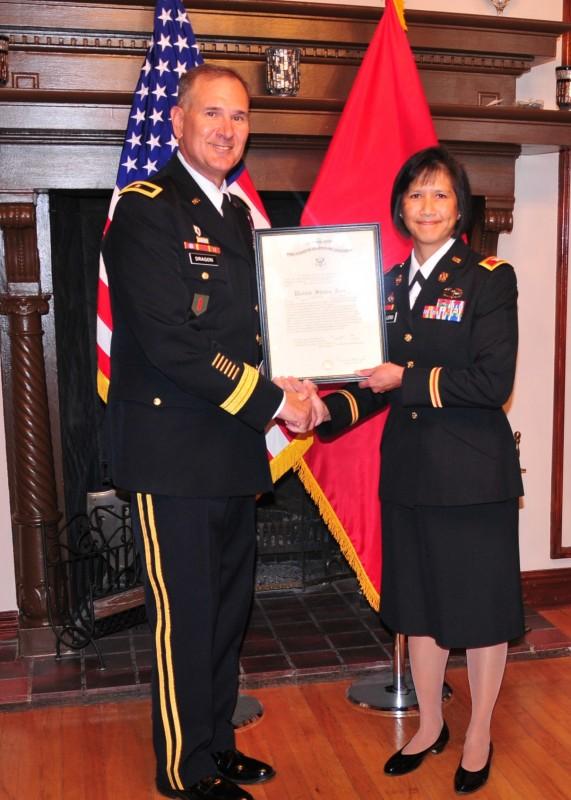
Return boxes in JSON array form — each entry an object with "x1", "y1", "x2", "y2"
[{"x1": 272, "y1": 376, "x2": 331, "y2": 434}]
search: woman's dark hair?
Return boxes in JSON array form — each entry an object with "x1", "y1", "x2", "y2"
[{"x1": 390, "y1": 146, "x2": 472, "y2": 239}]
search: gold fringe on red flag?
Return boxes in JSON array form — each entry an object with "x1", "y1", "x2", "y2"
[
  {"x1": 294, "y1": 457, "x2": 381, "y2": 611},
  {"x1": 392, "y1": 0, "x2": 407, "y2": 31}
]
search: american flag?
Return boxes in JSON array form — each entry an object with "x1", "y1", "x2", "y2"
[{"x1": 96, "y1": 0, "x2": 308, "y2": 478}]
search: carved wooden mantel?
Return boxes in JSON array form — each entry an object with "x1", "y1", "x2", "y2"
[{"x1": 1, "y1": 0, "x2": 571, "y2": 650}]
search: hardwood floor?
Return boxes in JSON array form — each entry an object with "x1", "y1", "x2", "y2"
[
  {"x1": 1, "y1": 643, "x2": 570, "y2": 799},
  {"x1": 540, "y1": 605, "x2": 571, "y2": 637}
]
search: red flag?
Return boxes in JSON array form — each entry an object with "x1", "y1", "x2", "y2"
[{"x1": 297, "y1": 0, "x2": 438, "y2": 609}]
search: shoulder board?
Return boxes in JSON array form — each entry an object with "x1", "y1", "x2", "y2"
[
  {"x1": 479, "y1": 256, "x2": 508, "y2": 271},
  {"x1": 119, "y1": 181, "x2": 163, "y2": 199}
]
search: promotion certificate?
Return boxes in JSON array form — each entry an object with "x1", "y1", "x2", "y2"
[{"x1": 255, "y1": 223, "x2": 387, "y2": 383}]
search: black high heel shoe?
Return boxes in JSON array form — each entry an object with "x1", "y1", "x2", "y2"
[
  {"x1": 454, "y1": 743, "x2": 493, "y2": 794},
  {"x1": 383, "y1": 722, "x2": 450, "y2": 776}
]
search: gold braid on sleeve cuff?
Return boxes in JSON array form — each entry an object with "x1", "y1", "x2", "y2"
[
  {"x1": 429, "y1": 367, "x2": 443, "y2": 408},
  {"x1": 220, "y1": 363, "x2": 260, "y2": 415},
  {"x1": 337, "y1": 390, "x2": 359, "y2": 425}
]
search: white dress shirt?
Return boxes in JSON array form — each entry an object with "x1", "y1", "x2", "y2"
[{"x1": 409, "y1": 238, "x2": 456, "y2": 309}]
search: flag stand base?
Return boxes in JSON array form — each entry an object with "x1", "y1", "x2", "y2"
[
  {"x1": 346, "y1": 634, "x2": 452, "y2": 717},
  {"x1": 232, "y1": 694, "x2": 264, "y2": 728}
]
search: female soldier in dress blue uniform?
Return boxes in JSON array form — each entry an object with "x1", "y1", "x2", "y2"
[{"x1": 314, "y1": 147, "x2": 524, "y2": 795}]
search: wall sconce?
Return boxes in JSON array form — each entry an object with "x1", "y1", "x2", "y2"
[
  {"x1": 0, "y1": 36, "x2": 8, "y2": 86},
  {"x1": 556, "y1": 66, "x2": 571, "y2": 110},
  {"x1": 265, "y1": 47, "x2": 301, "y2": 96},
  {"x1": 489, "y1": 0, "x2": 511, "y2": 13}
]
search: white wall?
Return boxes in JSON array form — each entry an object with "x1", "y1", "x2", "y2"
[
  {"x1": 305, "y1": 0, "x2": 562, "y2": 19},
  {"x1": 500, "y1": 42, "x2": 569, "y2": 570}
]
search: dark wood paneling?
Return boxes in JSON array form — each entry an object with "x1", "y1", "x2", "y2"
[
  {"x1": 0, "y1": 610, "x2": 18, "y2": 642},
  {"x1": 550, "y1": 0, "x2": 571, "y2": 559},
  {"x1": 551, "y1": 149, "x2": 570, "y2": 559},
  {"x1": 522, "y1": 568, "x2": 571, "y2": 607}
]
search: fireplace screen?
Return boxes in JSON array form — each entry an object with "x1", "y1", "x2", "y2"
[{"x1": 44, "y1": 189, "x2": 353, "y2": 653}]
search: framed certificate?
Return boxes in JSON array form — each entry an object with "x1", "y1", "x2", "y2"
[{"x1": 255, "y1": 223, "x2": 387, "y2": 383}]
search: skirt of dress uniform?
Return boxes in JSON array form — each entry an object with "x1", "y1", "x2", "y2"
[{"x1": 379, "y1": 499, "x2": 525, "y2": 650}]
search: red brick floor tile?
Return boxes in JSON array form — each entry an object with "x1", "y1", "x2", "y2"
[
  {"x1": 0, "y1": 676, "x2": 30, "y2": 705},
  {"x1": 289, "y1": 650, "x2": 343, "y2": 669},
  {"x1": 240, "y1": 638, "x2": 282, "y2": 657},
  {"x1": 338, "y1": 645, "x2": 389, "y2": 667},
  {"x1": 318, "y1": 618, "x2": 365, "y2": 635},
  {"x1": 240, "y1": 654, "x2": 293, "y2": 675},
  {"x1": 327, "y1": 630, "x2": 379, "y2": 649},
  {"x1": 279, "y1": 634, "x2": 330, "y2": 653},
  {"x1": 0, "y1": 659, "x2": 28, "y2": 679},
  {"x1": 31, "y1": 657, "x2": 82, "y2": 696},
  {"x1": 271, "y1": 621, "x2": 321, "y2": 637},
  {"x1": 0, "y1": 643, "x2": 18, "y2": 663}
]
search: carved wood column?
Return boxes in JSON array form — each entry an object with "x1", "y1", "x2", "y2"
[
  {"x1": 470, "y1": 198, "x2": 514, "y2": 257},
  {"x1": 0, "y1": 202, "x2": 62, "y2": 634}
]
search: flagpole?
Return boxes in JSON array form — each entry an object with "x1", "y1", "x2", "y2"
[{"x1": 346, "y1": 634, "x2": 452, "y2": 715}]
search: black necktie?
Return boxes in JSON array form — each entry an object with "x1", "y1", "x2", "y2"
[
  {"x1": 222, "y1": 193, "x2": 233, "y2": 218},
  {"x1": 409, "y1": 269, "x2": 426, "y2": 289},
  {"x1": 409, "y1": 268, "x2": 426, "y2": 308}
]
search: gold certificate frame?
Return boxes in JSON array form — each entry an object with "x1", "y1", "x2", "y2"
[{"x1": 255, "y1": 223, "x2": 387, "y2": 383}]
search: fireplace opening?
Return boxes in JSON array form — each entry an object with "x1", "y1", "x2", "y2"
[{"x1": 47, "y1": 188, "x2": 352, "y2": 595}]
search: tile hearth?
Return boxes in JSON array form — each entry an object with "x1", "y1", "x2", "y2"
[{"x1": 0, "y1": 578, "x2": 569, "y2": 708}]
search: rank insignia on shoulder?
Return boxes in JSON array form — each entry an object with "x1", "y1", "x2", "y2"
[
  {"x1": 479, "y1": 256, "x2": 507, "y2": 271},
  {"x1": 119, "y1": 180, "x2": 163, "y2": 199}
]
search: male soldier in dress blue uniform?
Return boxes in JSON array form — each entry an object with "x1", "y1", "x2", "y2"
[{"x1": 102, "y1": 64, "x2": 311, "y2": 800}]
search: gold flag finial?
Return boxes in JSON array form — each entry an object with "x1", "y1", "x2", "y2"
[{"x1": 392, "y1": 0, "x2": 407, "y2": 31}]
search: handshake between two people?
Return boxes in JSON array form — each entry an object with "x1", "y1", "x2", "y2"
[
  {"x1": 271, "y1": 362, "x2": 405, "y2": 435},
  {"x1": 272, "y1": 377, "x2": 328, "y2": 435}
]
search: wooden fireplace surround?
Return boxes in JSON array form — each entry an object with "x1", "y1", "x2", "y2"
[{"x1": 1, "y1": 0, "x2": 571, "y2": 653}]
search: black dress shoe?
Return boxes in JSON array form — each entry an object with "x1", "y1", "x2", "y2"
[
  {"x1": 213, "y1": 748, "x2": 276, "y2": 785},
  {"x1": 454, "y1": 743, "x2": 493, "y2": 794},
  {"x1": 384, "y1": 722, "x2": 450, "y2": 776},
  {"x1": 157, "y1": 775, "x2": 254, "y2": 800}
]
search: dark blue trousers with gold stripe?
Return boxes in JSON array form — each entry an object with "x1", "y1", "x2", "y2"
[{"x1": 131, "y1": 493, "x2": 257, "y2": 791}]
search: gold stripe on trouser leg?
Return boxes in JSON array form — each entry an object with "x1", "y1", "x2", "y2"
[{"x1": 137, "y1": 493, "x2": 184, "y2": 791}]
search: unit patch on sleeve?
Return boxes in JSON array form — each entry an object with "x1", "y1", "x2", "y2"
[{"x1": 192, "y1": 294, "x2": 209, "y2": 316}]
